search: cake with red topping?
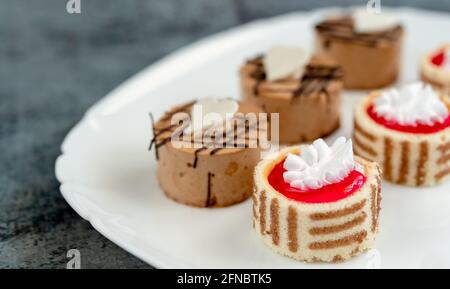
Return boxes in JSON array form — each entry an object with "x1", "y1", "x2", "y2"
[
  {"x1": 315, "y1": 10, "x2": 404, "y2": 89},
  {"x1": 421, "y1": 44, "x2": 450, "y2": 95},
  {"x1": 240, "y1": 46, "x2": 343, "y2": 144},
  {"x1": 150, "y1": 98, "x2": 268, "y2": 207},
  {"x1": 353, "y1": 82, "x2": 450, "y2": 186},
  {"x1": 253, "y1": 137, "x2": 381, "y2": 262}
]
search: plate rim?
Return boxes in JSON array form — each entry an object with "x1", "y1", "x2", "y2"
[{"x1": 55, "y1": 6, "x2": 450, "y2": 268}]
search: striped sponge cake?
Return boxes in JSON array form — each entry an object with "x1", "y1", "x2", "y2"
[
  {"x1": 420, "y1": 44, "x2": 450, "y2": 95},
  {"x1": 353, "y1": 92, "x2": 450, "y2": 186},
  {"x1": 253, "y1": 147, "x2": 381, "y2": 263}
]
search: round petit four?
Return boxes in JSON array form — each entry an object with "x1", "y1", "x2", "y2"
[
  {"x1": 353, "y1": 82, "x2": 450, "y2": 186},
  {"x1": 315, "y1": 10, "x2": 404, "y2": 89},
  {"x1": 253, "y1": 138, "x2": 381, "y2": 263},
  {"x1": 421, "y1": 44, "x2": 450, "y2": 95},
  {"x1": 150, "y1": 98, "x2": 268, "y2": 207},
  {"x1": 240, "y1": 46, "x2": 343, "y2": 144}
]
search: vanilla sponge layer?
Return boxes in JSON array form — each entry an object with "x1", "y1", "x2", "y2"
[
  {"x1": 252, "y1": 147, "x2": 381, "y2": 263},
  {"x1": 353, "y1": 92, "x2": 450, "y2": 187}
]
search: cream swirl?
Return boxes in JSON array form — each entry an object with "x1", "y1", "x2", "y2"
[
  {"x1": 283, "y1": 137, "x2": 360, "y2": 190},
  {"x1": 373, "y1": 82, "x2": 449, "y2": 126}
]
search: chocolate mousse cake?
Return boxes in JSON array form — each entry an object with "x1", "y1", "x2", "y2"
[
  {"x1": 150, "y1": 98, "x2": 268, "y2": 207},
  {"x1": 353, "y1": 82, "x2": 450, "y2": 186},
  {"x1": 240, "y1": 46, "x2": 343, "y2": 144},
  {"x1": 315, "y1": 10, "x2": 404, "y2": 89},
  {"x1": 253, "y1": 137, "x2": 381, "y2": 262},
  {"x1": 421, "y1": 44, "x2": 450, "y2": 95}
]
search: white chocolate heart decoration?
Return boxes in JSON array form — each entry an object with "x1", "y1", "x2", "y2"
[
  {"x1": 263, "y1": 46, "x2": 311, "y2": 81},
  {"x1": 353, "y1": 9, "x2": 400, "y2": 33},
  {"x1": 184, "y1": 98, "x2": 239, "y2": 134}
]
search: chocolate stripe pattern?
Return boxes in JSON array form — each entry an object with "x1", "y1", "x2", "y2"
[
  {"x1": 383, "y1": 137, "x2": 393, "y2": 181},
  {"x1": 438, "y1": 141, "x2": 450, "y2": 153},
  {"x1": 252, "y1": 193, "x2": 258, "y2": 228},
  {"x1": 308, "y1": 231, "x2": 368, "y2": 250},
  {"x1": 259, "y1": 191, "x2": 267, "y2": 235},
  {"x1": 397, "y1": 141, "x2": 410, "y2": 184},
  {"x1": 354, "y1": 121, "x2": 377, "y2": 141},
  {"x1": 354, "y1": 91, "x2": 450, "y2": 186},
  {"x1": 436, "y1": 167, "x2": 450, "y2": 180},
  {"x1": 287, "y1": 206, "x2": 298, "y2": 252},
  {"x1": 309, "y1": 212, "x2": 367, "y2": 235},
  {"x1": 416, "y1": 141, "x2": 429, "y2": 186},
  {"x1": 270, "y1": 199, "x2": 280, "y2": 246},
  {"x1": 353, "y1": 132, "x2": 377, "y2": 157},
  {"x1": 370, "y1": 185, "x2": 378, "y2": 233},
  {"x1": 309, "y1": 200, "x2": 366, "y2": 221},
  {"x1": 253, "y1": 151, "x2": 381, "y2": 262}
]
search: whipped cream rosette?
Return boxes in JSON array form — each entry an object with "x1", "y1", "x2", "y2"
[
  {"x1": 354, "y1": 82, "x2": 450, "y2": 186},
  {"x1": 283, "y1": 138, "x2": 362, "y2": 191},
  {"x1": 372, "y1": 83, "x2": 449, "y2": 127},
  {"x1": 253, "y1": 137, "x2": 381, "y2": 262}
]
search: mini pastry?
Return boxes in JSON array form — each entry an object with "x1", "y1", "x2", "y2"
[
  {"x1": 150, "y1": 98, "x2": 268, "y2": 207},
  {"x1": 315, "y1": 10, "x2": 404, "y2": 89},
  {"x1": 253, "y1": 137, "x2": 381, "y2": 263},
  {"x1": 353, "y1": 82, "x2": 450, "y2": 186},
  {"x1": 240, "y1": 46, "x2": 343, "y2": 144},
  {"x1": 421, "y1": 44, "x2": 450, "y2": 95}
]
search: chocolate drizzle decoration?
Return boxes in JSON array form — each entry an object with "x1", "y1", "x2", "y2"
[
  {"x1": 206, "y1": 172, "x2": 216, "y2": 207},
  {"x1": 149, "y1": 101, "x2": 265, "y2": 169},
  {"x1": 315, "y1": 16, "x2": 403, "y2": 47},
  {"x1": 149, "y1": 101, "x2": 195, "y2": 161},
  {"x1": 245, "y1": 56, "x2": 343, "y2": 99},
  {"x1": 293, "y1": 65, "x2": 343, "y2": 99}
]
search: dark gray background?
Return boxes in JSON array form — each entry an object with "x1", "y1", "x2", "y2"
[{"x1": 1, "y1": 0, "x2": 448, "y2": 269}]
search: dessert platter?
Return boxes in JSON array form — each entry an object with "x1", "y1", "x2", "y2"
[{"x1": 55, "y1": 7, "x2": 450, "y2": 268}]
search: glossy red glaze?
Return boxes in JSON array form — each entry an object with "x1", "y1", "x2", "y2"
[
  {"x1": 268, "y1": 159, "x2": 366, "y2": 203},
  {"x1": 431, "y1": 50, "x2": 445, "y2": 66},
  {"x1": 367, "y1": 104, "x2": 450, "y2": 134}
]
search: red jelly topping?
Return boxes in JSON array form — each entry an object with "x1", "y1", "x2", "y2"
[
  {"x1": 367, "y1": 104, "x2": 450, "y2": 134},
  {"x1": 268, "y1": 160, "x2": 366, "y2": 204},
  {"x1": 431, "y1": 50, "x2": 445, "y2": 67}
]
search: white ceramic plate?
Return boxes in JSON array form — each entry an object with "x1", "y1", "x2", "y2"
[{"x1": 55, "y1": 7, "x2": 450, "y2": 268}]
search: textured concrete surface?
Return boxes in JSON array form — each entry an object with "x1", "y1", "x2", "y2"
[{"x1": 0, "y1": 0, "x2": 448, "y2": 269}]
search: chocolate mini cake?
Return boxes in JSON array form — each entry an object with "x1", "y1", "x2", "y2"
[
  {"x1": 421, "y1": 44, "x2": 450, "y2": 95},
  {"x1": 150, "y1": 98, "x2": 268, "y2": 207},
  {"x1": 240, "y1": 46, "x2": 343, "y2": 144},
  {"x1": 253, "y1": 138, "x2": 381, "y2": 262},
  {"x1": 315, "y1": 10, "x2": 404, "y2": 89},
  {"x1": 353, "y1": 82, "x2": 450, "y2": 186}
]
